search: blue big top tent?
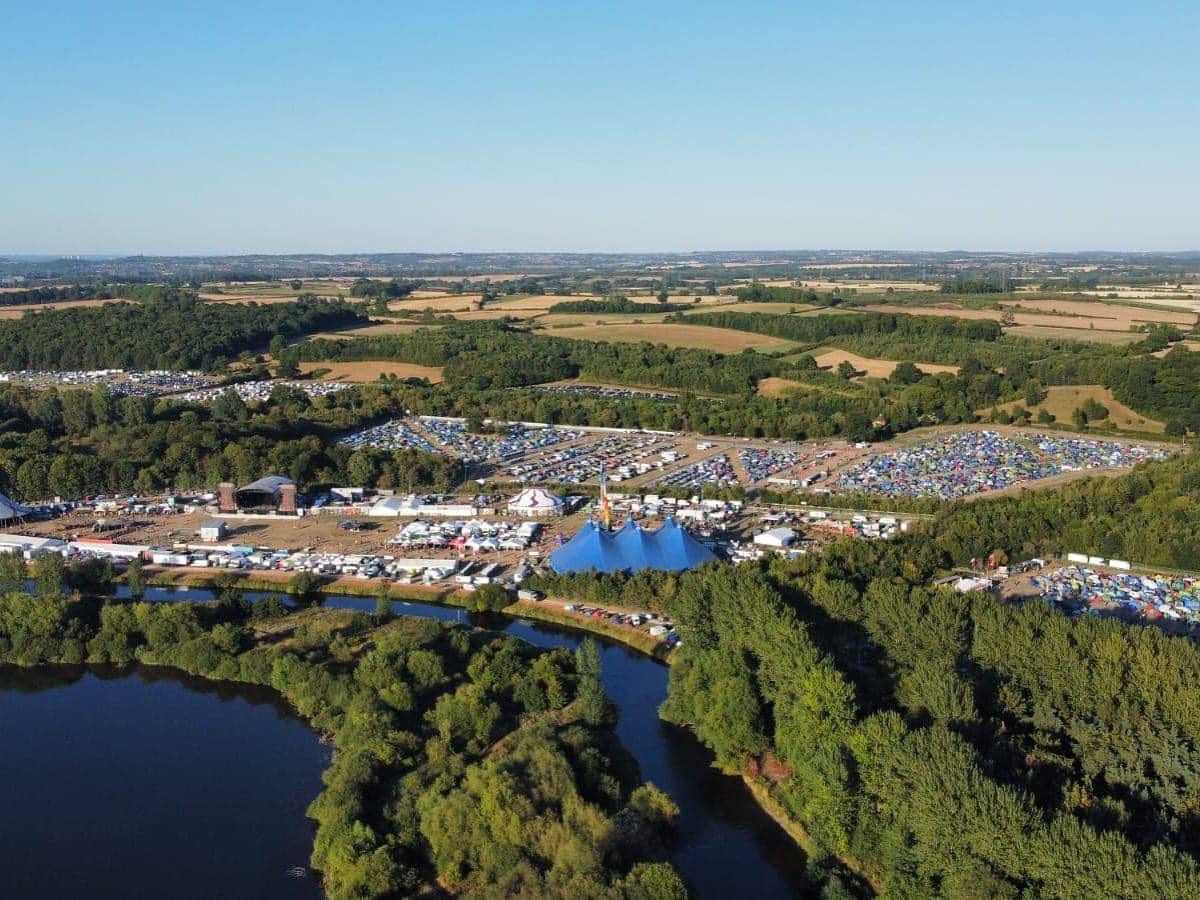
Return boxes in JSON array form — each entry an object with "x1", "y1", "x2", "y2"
[{"x1": 550, "y1": 517, "x2": 717, "y2": 574}]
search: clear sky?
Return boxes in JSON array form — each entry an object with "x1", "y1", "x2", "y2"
[{"x1": 3, "y1": 1, "x2": 1197, "y2": 254}]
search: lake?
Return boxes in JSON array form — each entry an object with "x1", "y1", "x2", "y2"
[
  {"x1": 2, "y1": 585, "x2": 813, "y2": 897},
  {"x1": 0, "y1": 664, "x2": 329, "y2": 899}
]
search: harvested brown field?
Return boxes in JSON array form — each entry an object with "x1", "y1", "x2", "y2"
[
  {"x1": 545, "y1": 323, "x2": 800, "y2": 353},
  {"x1": 535, "y1": 311, "x2": 675, "y2": 327},
  {"x1": 867, "y1": 300, "x2": 1194, "y2": 335},
  {"x1": 746, "y1": 278, "x2": 937, "y2": 292},
  {"x1": 450, "y1": 308, "x2": 549, "y2": 321},
  {"x1": 681, "y1": 301, "x2": 815, "y2": 316},
  {"x1": 308, "y1": 322, "x2": 426, "y2": 340},
  {"x1": 999, "y1": 297, "x2": 1196, "y2": 327},
  {"x1": 387, "y1": 294, "x2": 481, "y2": 313},
  {"x1": 0, "y1": 297, "x2": 131, "y2": 317},
  {"x1": 488, "y1": 294, "x2": 593, "y2": 310},
  {"x1": 987, "y1": 385, "x2": 1164, "y2": 434},
  {"x1": 812, "y1": 348, "x2": 959, "y2": 378},
  {"x1": 199, "y1": 279, "x2": 353, "y2": 301},
  {"x1": 757, "y1": 377, "x2": 805, "y2": 397},
  {"x1": 298, "y1": 361, "x2": 444, "y2": 383}
]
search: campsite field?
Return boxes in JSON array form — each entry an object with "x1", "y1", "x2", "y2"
[
  {"x1": 544, "y1": 322, "x2": 801, "y2": 353},
  {"x1": 298, "y1": 361, "x2": 444, "y2": 383},
  {"x1": 811, "y1": 348, "x2": 960, "y2": 378},
  {"x1": 987, "y1": 385, "x2": 1165, "y2": 434}
]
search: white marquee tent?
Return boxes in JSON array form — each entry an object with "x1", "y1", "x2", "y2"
[{"x1": 507, "y1": 487, "x2": 565, "y2": 517}]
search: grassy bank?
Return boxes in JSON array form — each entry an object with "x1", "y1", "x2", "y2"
[
  {"x1": 135, "y1": 567, "x2": 672, "y2": 661},
  {"x1": 509, "y1": 600, "x2": 673, "y2": 661},
  {"x1": 742, "y1": 776, "x2": 880, "y2": 895}
]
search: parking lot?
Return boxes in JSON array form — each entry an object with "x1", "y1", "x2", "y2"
[
  {"x1": 0, "y1": 369, "x2": 217, "y2": 396},
  {"x1": 175, "y1": 380, "x2": 354, "y2": 403}
]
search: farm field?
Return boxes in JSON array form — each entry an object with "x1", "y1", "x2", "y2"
[
  {"x1": 744, "y1": 277, "x2": 938, "y2": 292},
  {"x1": 486, "y1": 294, "x2": 596, "y2": 310},
  {"x1": 1005, "y1": 324, "x2": 1147, "y2": 344},
  {"x1": 199, "y1": 279, "x2": 353, "y2": 301},
  {"x1": 988, "y1": 385, "x2": 1164, "y2": 434},
  {"x1": 866, "y1": 299, "x2": 1194, "y2": 335},
  {"x1": 756, "y1": 376, "x2": 806, "y2": 397},
  {"x1": 680, "y1": 301, "x2": 816, "y2": 316},
  {"x1": 298, "y1": 361, "x2": 444, "y2": 383},
  {"x1": 998, "y1": 297, "x2": 1197, "y2": 327},
  {"x1": 544, "y1": 322, "x2": 801, "y2": 353},
  {"x1": 387, "y1": 294, "x2": 482, "y2": 313},
  {"x1": 0, "y1": 297, "x2": 134, "y2": 317},
  {"x1": 811, "y1": 348, "x2": 960, "y2": 378},
  {"x1": 309, "y1": 321, "x2": 427, "y2": 340},
  {"x1": 1067, "y1": 286, "x2": 1200, "y2": 305},
  {"x1": 535, "y1": 311, "x2": 677, "y2": 328},
  {"x1": 1150, "y1": 341, "x2": 1200, "y2": 357},
  {"x1": 450, "y1": 308, "x2": 551, "y2": 321}
]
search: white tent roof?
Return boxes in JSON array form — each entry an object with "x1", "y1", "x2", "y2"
[
  {"x1": 507, "y1": 487, "x2": 564, "y2": 512},
  {"x1": 753, "y1": 527, "x2": 796, "y2": 548}
]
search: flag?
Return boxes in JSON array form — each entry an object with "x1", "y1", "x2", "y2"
[{"x1": 598, "y1": 465, "x2": 611, "y2": 530}]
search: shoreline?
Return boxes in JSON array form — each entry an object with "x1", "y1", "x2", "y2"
[
  {"x1": 133, "y1": 567, "x2": 864, "y2": 886},
  {"x1": 139, "y1": 566, "x2": 674, "y2": 661}
]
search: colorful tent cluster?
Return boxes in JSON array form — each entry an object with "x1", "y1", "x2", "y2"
[
  {"x1": 1033, "y1": 566, "x2": 1200, "y2": 624},
  {"x1": 550, "y1": 518, "x2": 717, "y2": 574},
  {"x1": 836, "y1": 431, "x2": 1166, "y2": 500}
]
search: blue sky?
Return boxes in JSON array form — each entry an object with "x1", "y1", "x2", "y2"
[{"x1": 2, "y1": 1, "x2": 1197, "y2": 253}]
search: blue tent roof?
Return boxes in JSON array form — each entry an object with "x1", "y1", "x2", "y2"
[{"x1": 550, "y1": 517, "x2": 716, "y2": 574}]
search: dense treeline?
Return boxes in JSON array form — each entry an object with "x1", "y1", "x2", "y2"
[
  {"x1": 0, "y1": 381, "x2": 461, "y2": 499},
  {"x1": 0, "y1": 292, "x2": 365, "y2": 371},
  {"x1": 683, "y1": 309, "x2": 1200, "y2": 428},
  {"x1": 546, "y1": 296, "x2": 691, "y2": 314},
  {"x1": 0, "y1": 282, "x2": 182, "y2": 307},
  {"x1": 0, "y1": 583, "x2": 685, "y2": 898},
  {"x1": 1106, "y1": 346, "x2": 1200, "y2": 433},
  {"x1": 348, "y1": 278, "x2": 423, "y2": 300},
  {"x1": 659, "y1": 543, "x2": 1200, "y2": 895},
  {"x1": 939, "y1": 276, "x2": 1008, "y2": 293},
  {"x1": 292, "y1": 330, "x2": 1094, "y2": 444},
  {"x1": 529, "y1": 454, "x2": 1200, "y2": 895},
  {"x1": 930, "y1": 447, "x2": 1200, "y2": 570},
  {"x1": 296, "y1": 322, "x2": 777, "y2": 395},
  {"x1": 685, "y1": 308, "x2": 1005, "y2": 351},
  {"x1": 735, "y1": 282, "x2": 842, "y2": 306}
]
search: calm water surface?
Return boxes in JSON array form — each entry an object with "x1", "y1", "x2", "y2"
[
  {"x1": 0, "y1": 664, "x2": 328, "y2": 899},
  {"x1": 4, "y1": 584, "x2": 812, "y2": 897}
]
